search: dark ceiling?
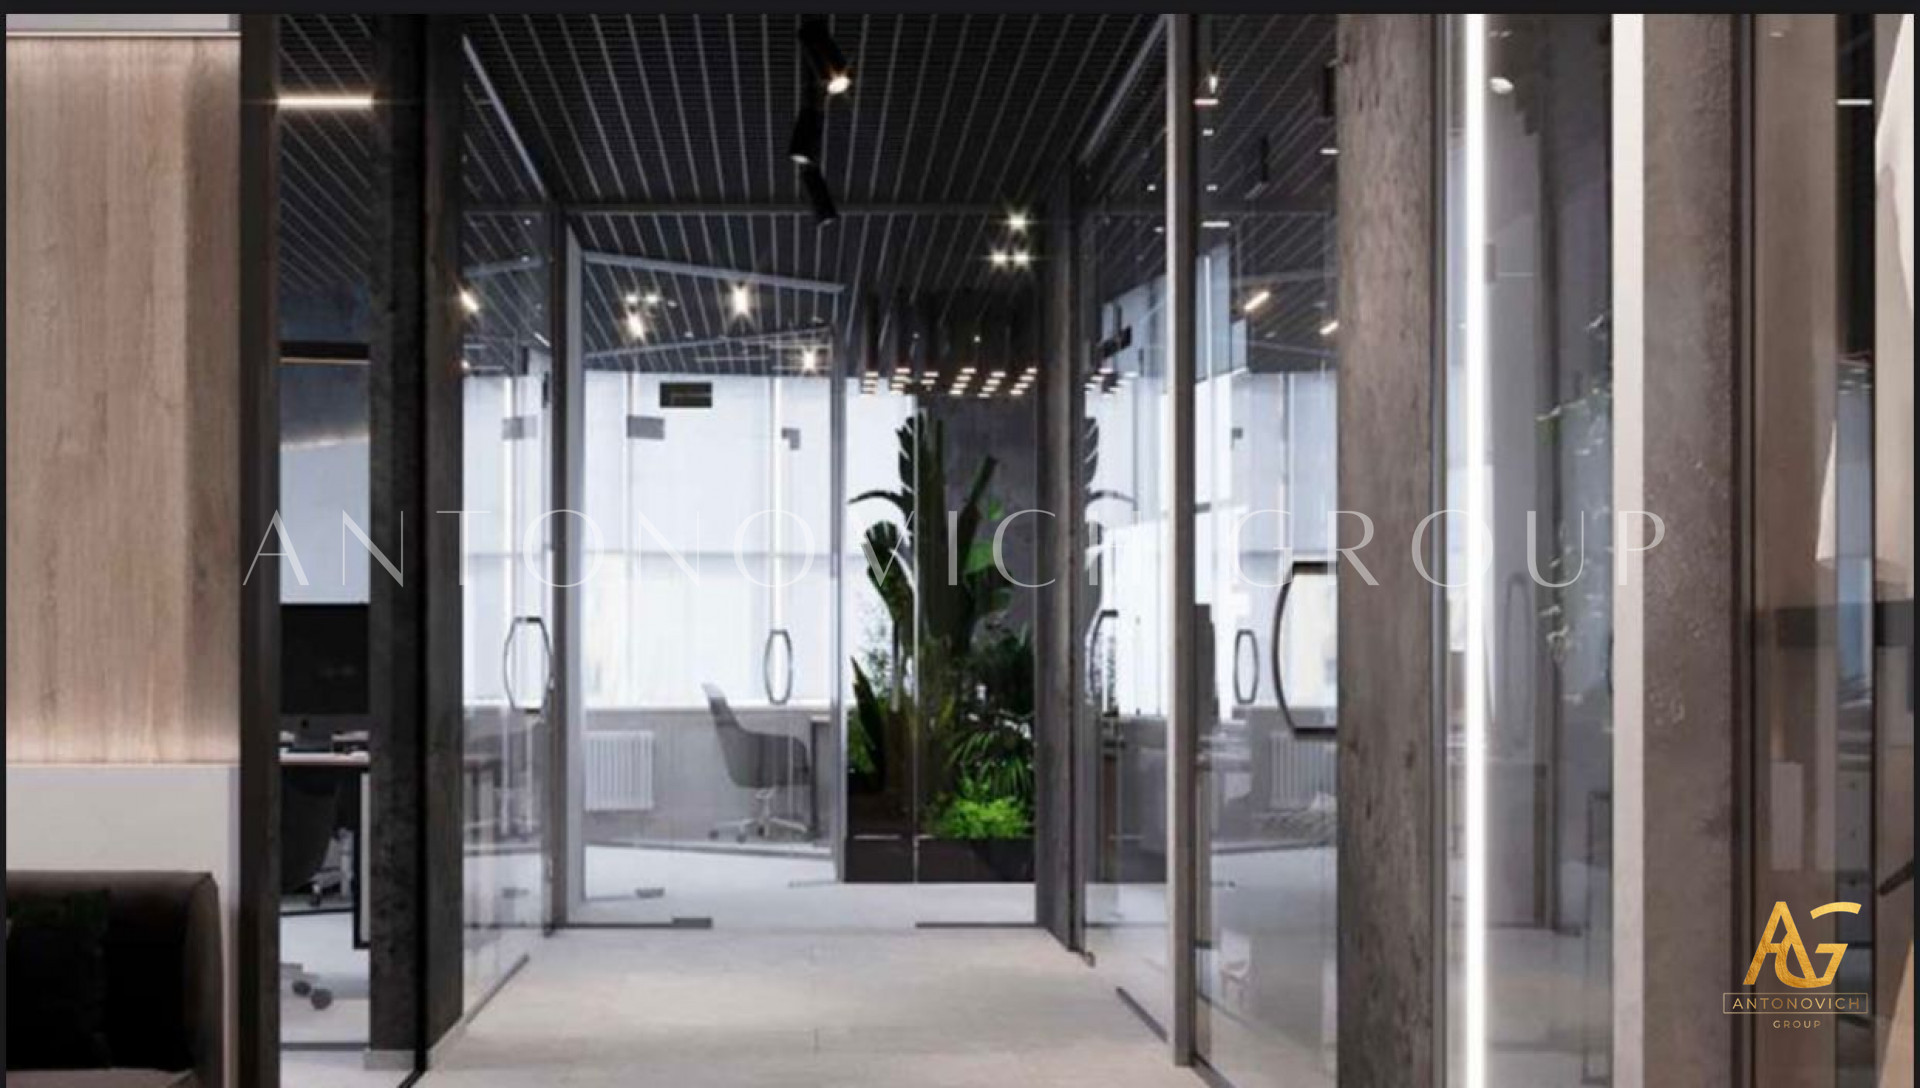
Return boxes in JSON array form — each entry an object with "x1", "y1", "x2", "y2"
[{"x1": 276, "y1": 14, "x2": 1336, "y2": 377}]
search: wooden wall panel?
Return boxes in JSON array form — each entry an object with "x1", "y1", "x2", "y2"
[{"x1": 6, "y1": 38, "x2": 240, "y2": 763}]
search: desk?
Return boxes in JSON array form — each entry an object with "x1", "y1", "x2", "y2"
[{"x1": 280, "y1": 749, "x2": 371, "y2": 947}]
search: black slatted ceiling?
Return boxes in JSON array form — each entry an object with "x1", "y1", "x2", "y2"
[{"x1": 279, "y1": 15, "x2": 1335, "y2": 376}]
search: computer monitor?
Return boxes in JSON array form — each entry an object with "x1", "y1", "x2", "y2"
[{"x1": 281, "y1": 603, "x2": 369, "y2": 744}]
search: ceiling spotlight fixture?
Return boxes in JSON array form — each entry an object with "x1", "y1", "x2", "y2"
[
  {"x1": 798, "y1": 18, "x2": 852, "y2": 96},
  {"x1": 1319, "y1": 318, "x2": 1341, "y2": 337},
  {"x1": 1243, "y1": 289, "x2": 1272, "y2": 314},
  {"x1": 1011, "y1": 251, "x2": 1033, "y2": 268},
  {"x1": 1194, "y1": 70, "x2": 1221, "y2": 108},
  {"x1": 1201, "y1": 218, "x2": 1232, "y2": 231},
  {"x1": 1320, "y1": 146, "x2": 1340, "y2": 157},
  {"x1": 1007, "y1": 211, "x2": 1030, "y2": 233},
  {"x1": 1488, "y1": 75, "x2": 1515, "y2": 96},
  {"x1": 990, "y1": 251, "x2": 1011, "y2": 268},
  {"x1": 800, "y1": 348, "x2": 820, "y2": 373},
  {"x1": 788, "y1": 102, "x2": 824, "y2": 165},
  {"x1": 624, "y1": 291, "x2": 641, "y2": 306},
  {"x1": 459, "y1": 288, "x2": 481, "y2": 314},
  {"x1": 625, "y1": 312, "x2": 647, "y2": 340},
  {"x1": 645, "y1": 291, "x2": 663, "y2": 306},
  {"x1": 730, "y1": 285, "x2": 752, "y2": 318},
  {"x1": 801, "y1": 166, "x2": 839, "y2": 226}
]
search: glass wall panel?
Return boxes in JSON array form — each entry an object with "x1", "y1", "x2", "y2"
[
  {"x1": 1191, "y1": 15, "x2": 1340, "y2": 1086},
  {"x1": 1077, "y1": 43, "x2": 1174, "y2": 1031},
  {"x1": 1444, "y1": 15, "x2": 1614, "y2": 1087},
  {"x1": 459, "y1": 51, "x2": 553, "y2": 1002},
  {"x1": 1751, "y1": 14, "x2": 1912, "y2": 1088}
]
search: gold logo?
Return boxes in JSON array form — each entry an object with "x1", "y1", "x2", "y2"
[{"x1": 1743, "y1": 901, "x2": 1860, "y2": 989}]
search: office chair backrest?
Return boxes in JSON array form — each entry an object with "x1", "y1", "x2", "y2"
[{"x1": 703, "y1": 683, "x2": 769, "y2": 788}]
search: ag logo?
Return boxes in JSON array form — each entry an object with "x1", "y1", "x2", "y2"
[{"x1": 1744, "y1": 901, "x2": 1860, "y2": 989}]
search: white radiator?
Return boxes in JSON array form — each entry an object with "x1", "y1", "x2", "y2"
[
  {"x1": 1270, "y1": 730, "x2": 1337, "y2": 809},
  {"x1": 584, "y1": 731, "x2": 656, "y2": 812}
]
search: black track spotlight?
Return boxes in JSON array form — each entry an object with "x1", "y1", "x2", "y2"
[
  {"x1": 798, "y1": 18, "x2": 851, "y2": 95},
  {"x1": 802, "y1": 166, "x2": 839, "y2": 226},
  {"x1": 788, "y1": 102, "x2": 824, "y2": 166}
]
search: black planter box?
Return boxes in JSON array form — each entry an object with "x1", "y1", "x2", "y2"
[{"x1": 916, "y1": 837, "x2": 1034, "y2": 883}]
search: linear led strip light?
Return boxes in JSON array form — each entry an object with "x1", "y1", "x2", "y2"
[
  {"x1": 279, "y1": 94, "x2": 376, "y2": 111},
  {"x1": 1461, "y1": 13, "x2": 1492, "y2": 1088}
]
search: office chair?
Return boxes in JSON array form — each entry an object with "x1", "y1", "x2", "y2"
[
  {"x1": 281, "y1": 769, "x2": 355, "y2": 1009},
  {"x1": 703, "y1": 683, "x2": 812, "y2": 843}
]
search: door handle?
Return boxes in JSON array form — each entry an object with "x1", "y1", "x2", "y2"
[
  {"x1": 763, "y1": 628, "x2": 794, "y2": 706},
  {"x1": 502, "y1": 615, "x2": 553, "y2": 713},
  {"x1": 1086, "y1": 609, "x2": 1118, "y2": 715},
  {"x1": 1232, "y1": 628, "x2": 1259, "y2": 707},
  {"x1": 1273, "y1": 560, "x2": 1333, "y2": 733}
]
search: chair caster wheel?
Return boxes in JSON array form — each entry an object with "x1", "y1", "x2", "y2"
[{"x1": 310, "y1": 988, "x2": 333, "y2": 1010}]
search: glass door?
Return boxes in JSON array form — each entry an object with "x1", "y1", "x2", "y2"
[
  {"x1": 1076, "y1": 42, "x2": 1175, "y2": 1032},
  {"x1": 458, "y1": 34, "x2": 556, "y2": 997},
  {"x1": 458, "y1": 205, "x2": 554, "y2": 1003},
  {"x1": 1190, "y1": 16, "x2": 1341, "y2": 1085},
  {"x1": 572, "y1": 285, "x2": 839, "y2": 926}
]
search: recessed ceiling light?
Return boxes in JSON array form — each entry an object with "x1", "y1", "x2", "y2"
[
  {"x1": 1007, "y1": 211, "x2": 1030, "y2": 233},
  {"x1": 730, "y1": 285, "x2": 752, "y2": 317},
  {"x1": 1243, "y1": 290, "x2": 1272, "y2": 314},
  {"x1": 625, "y1": 312, "x2": 647, "y2": 339},
  {"x1": 800, "y1": 348, "x2": 820, "y2": 373},
  {"x1": 990, "y1": 251, "x2": 1011, "y2": 267},
  {"x1": 1201, "y1": 219, "x2": 1232, "y2": 230},
  {"x1": 1319, "y1": 318, "x2": 1341, "y2": 337},
  {"x1": 459, "y1": 288, "x2": 481, "y2": 314},
  {"x1": 645, "y1": 291, "x2": 663, "y2": 306},
  {"x1": 1011, "y1": 251, "x2": 1032, "y2": 267},
  {"x1": 1489, "y1": 76, "x2": 1515, "y2": 95},
  {"x1": 624, "y1": 292, "x2": 641, "y2": 306},
  {"x1": 1320, "y1": 146, "x2": 1340, "y2": 156}
]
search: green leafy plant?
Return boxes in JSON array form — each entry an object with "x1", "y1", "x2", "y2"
[
  {"x1": 851, "y1": 411, "x2": 1036, "y2": 839},
  {"x1": 929, "y1": 792, "x2": 1032, "y2": 840}
]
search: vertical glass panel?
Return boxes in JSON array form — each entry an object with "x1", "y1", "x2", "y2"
[
  {"x1": 1444, "y1": 15, "x2": 1614, "y2": 1087},
  {"x1": 459, "y1": 49, "x2": 553, "y2": 1003},
  {"x1": 1751, "y1": 14, "x2": 1910, "y2": 1087},
  {"x1": 1192, "y1": 15, "x2": 1340, "y2": 1086},
  {"x1": 1078, "y1": 41, "x2": 1174, "y2": 1031},
  {"x1": 274, "y1": 17, "x2": 388, "y2": 1078}
]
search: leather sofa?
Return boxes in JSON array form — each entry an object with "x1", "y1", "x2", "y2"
[{"x1": 6, "y1": 872, "x2": 222, "y2": 1088}]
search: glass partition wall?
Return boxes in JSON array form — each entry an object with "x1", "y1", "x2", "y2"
[
  {"x1": 1191, "y1": 15, "x2": 1341, "y2": 1086},
  {"x1": 1444, "y1": 14, "x2": 1615, "y2": 1087}
]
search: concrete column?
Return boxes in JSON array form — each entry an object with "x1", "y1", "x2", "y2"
[
  {"x1": 1612, "y1": 14, "x2": 1741, "y2": 1088},
  {"x1": 1334, "y1": 15, "x2": 1440, "y2": 1088}
]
